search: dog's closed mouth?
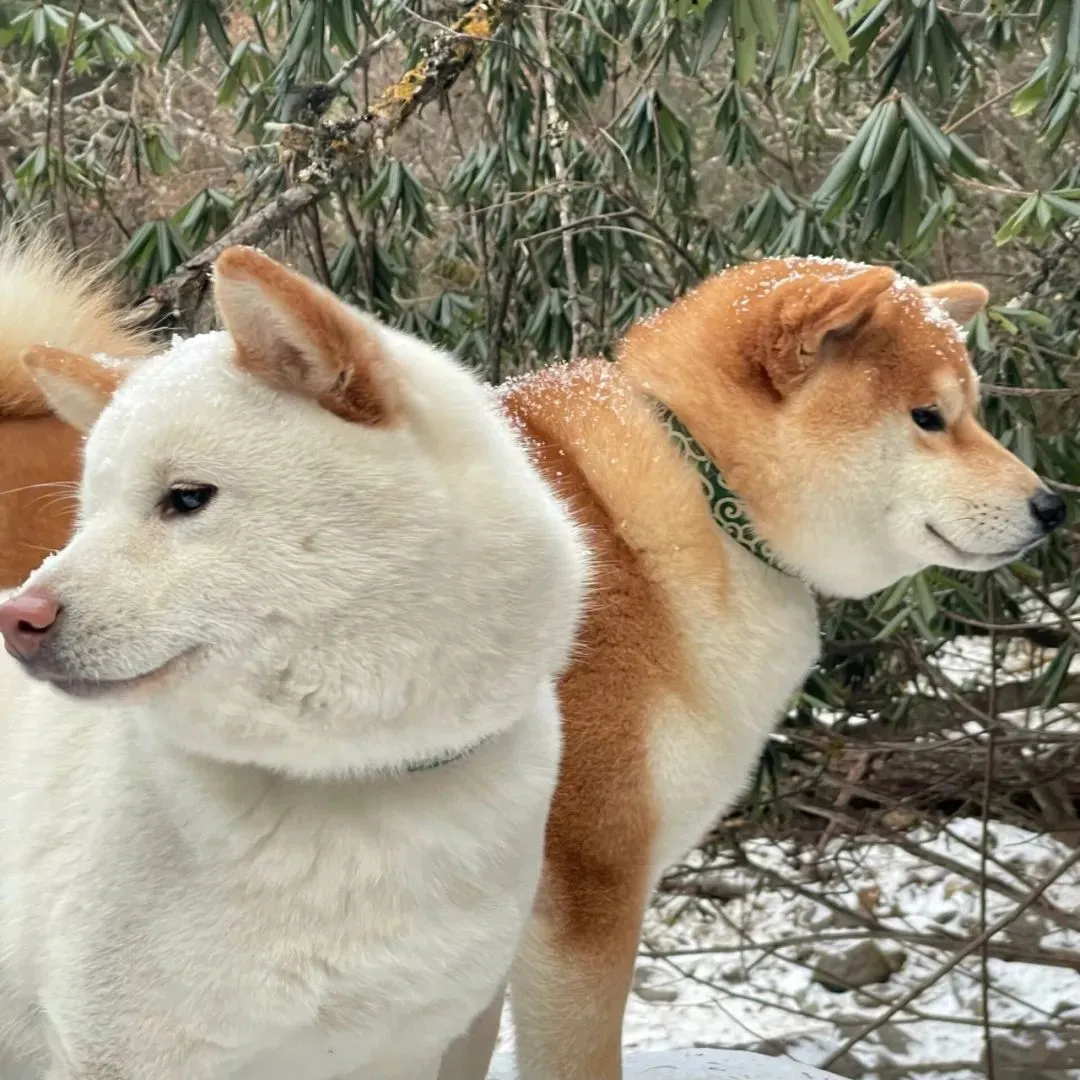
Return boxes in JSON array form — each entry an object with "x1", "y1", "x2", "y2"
[
  {"x1": 925, "y1": 523, "x2": 1028, "y2": 562},
  {"x1": 36, "y1": 648, "x2": 200, "y2": 700}
]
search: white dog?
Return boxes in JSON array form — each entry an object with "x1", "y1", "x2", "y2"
[{"x1": 0, "y1": 246, "x2": 588, "y2": 1080}]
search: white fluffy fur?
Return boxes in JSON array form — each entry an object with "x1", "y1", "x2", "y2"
[
  {"x1": 0, "y1": 309, "x2": 588, "y2": 1078},
  {"x1": 0, "y1": 225, "x2": 148, "y2": 416}
]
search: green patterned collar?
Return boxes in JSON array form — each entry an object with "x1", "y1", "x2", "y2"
[{"x1": 651, "y1": 400, "x2": 789, "y2": 574}]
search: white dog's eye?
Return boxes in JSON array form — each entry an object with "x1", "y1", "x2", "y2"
[
  {"x1": 911, "y1": 406, "x2": 946, "y2": 433},
  {"x1": 163, "y1": 484, "x2": 218, "y2": 518}
]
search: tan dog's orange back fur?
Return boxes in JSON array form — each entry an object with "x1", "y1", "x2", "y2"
[{"x1": 0, "y1": 228, "x2": 150, "y2": 587}]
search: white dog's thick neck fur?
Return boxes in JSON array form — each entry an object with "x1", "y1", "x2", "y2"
[{"x1": 0, "y1": 249, "x2": 588, "y2": 1079}]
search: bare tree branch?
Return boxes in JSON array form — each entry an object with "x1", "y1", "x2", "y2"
[
  {"x1": 819, "y1": 845, "x2": 1080, "y2": 1068},
  {"x1": 142, "y1": 0, "x2": 521, "y2": 328},
  {"x1": 534, "y1": 10, "x2": 584, "y2": 359}
]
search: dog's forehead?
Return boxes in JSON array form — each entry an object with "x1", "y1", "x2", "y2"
[
  {"x1": 871, "y1": 280, "x2": 977, "y2": 405},
  {"x1": 85, "y1": 332, "x2": 259, "y2": 471}
]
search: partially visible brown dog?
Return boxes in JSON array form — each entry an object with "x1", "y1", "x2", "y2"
[{"x1": 0, "y1": 229, "x2": 149, "y2": 587}]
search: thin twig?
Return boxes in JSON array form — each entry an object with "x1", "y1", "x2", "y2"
[
  {"x1": 55, "y1": 0, "x2": 85, "y2": 250},
  {"x1": 982, "y1": 383, "x2": 1080, "y2": 398},
  {"x1": 306, "y1": 206, "x2": 332, "y2": 288},
  {"x1": 534, "y1": 9, "x2": 583, "y2": 359},
  {"x1": 326, "y1": 29, "x2": 399, "y2": 93},
  {"x1": 118, "y1": 0, "x2": 159, "y2": 52},
  {"x1": 980, "y1": 586, "x2": 997, "y2": 1080},
  {"x1": 943, "y1": 78, "x2": 1029, "y2": 134},
  {"x1": 645, "y1": 926, "x2": 1080, "y2": 972},
  {"x1": 519, "y1": 209, "x2": 636, "y2": 245}
]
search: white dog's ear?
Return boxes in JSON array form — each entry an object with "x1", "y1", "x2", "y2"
[
  {"x1": 21, "y1": 346, "x2": 128, "y2": 432},
  {"x1": 213, "y1": 246, "x2": 399, "y2": 426},
  {"x1": 922, "y1": 281, "x2": 990, "y2": 325}
]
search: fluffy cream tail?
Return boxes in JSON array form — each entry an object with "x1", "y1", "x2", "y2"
[{"x1": 0, "y1": 226, "x2": 151, "y2": 417}]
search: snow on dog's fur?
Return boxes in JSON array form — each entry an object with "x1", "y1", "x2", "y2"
[
  {"x1": 451, "y1": 258, "x2": 1063, "y2": 1080},
  {"x1": 0, "y1": 246, "x2": 588, "y2": 1080},
  {"x1": 0, "y1": 225, "x2": 151, "y2": 587}
]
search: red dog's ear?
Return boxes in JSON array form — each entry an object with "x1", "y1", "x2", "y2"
[
  {"x1": 213, "y1": 246, "x2": 399, "y2": 426},
  {"x1": 766, "y1": 266, "x2": 896, "y2": 397},
  {"x1": 21, "y1": 346, "x2": 130, "y2": 432},
  {"x1": 922, "y1": 281, "x2": 989, "y2": 325}
]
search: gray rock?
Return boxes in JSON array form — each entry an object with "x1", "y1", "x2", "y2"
[
  {"x1": 812, "y1": 940, "x2": 906, "y2": 993},
  {"x1": 488, "y1": 1049, "x2": 845, "y2": 1078},
  {"x1": 806, "y1": 907, "x2": 863, "y2": 932},
  {"x1": 1000, "y1": 911, "x2": 1047, "y2": 946},
  {"x1": 693, "y1": 871, "x2": 750, "y2": 902},
  {"x1": 632, "y1": 962, "x2": 680, "y2": 1001},
  {"x1": 634, "y1": 962, "x2": 661, "y2": 988}
]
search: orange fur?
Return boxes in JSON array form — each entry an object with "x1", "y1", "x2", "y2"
[
  {"x1": 0, "y1": 229, "x2": 150, "y2": 588},
  {"x1": 0, "y1": 416, "x2": 83, "y2": 588},
  {"x1": 501, "y1": 363, "x2": 676, "y2": 1078},
  {"x1": 0, "y1": 227, "x2": 148, "y2": 418},
  {"x1": 503, "y1": 365, "x2": 668, "y2": 941}
]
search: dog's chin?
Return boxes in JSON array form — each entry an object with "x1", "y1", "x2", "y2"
[
  {"x1": 30, "y1": 647, "x2": 203, "y2": 703},
  {"x1": 923, "y1": 524, "x2": 1036, "y2": 571}
]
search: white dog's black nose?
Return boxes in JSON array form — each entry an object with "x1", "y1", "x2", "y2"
[{"x1": 1030, "y1": 489, "x2": 1066, "y2": 534}]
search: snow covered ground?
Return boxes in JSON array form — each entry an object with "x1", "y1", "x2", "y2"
[{"x1": 634, "y1": 822, "x2": 1080, "y2": 1076}]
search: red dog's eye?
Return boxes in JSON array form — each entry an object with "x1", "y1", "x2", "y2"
[{"x1": 911, "y1": 406, "x2": 945, "y2": 432}]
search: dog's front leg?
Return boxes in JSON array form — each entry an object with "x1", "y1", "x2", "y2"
[{"x1": 511, "y1": 874, "x2": 650, "y2": 1080}]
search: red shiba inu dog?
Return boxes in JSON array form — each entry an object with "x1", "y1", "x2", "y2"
[
  {"x1": 446, "y1": 258, "x2": 1062, "y2": 1080},
  {"x1": 0, "y1": 243, "x2": 1063, "y2": 1080}
]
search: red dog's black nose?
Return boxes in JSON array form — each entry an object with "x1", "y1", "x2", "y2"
[{"x1": 1030, "y1": 489, "x2": 1066, "y2": 534}]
